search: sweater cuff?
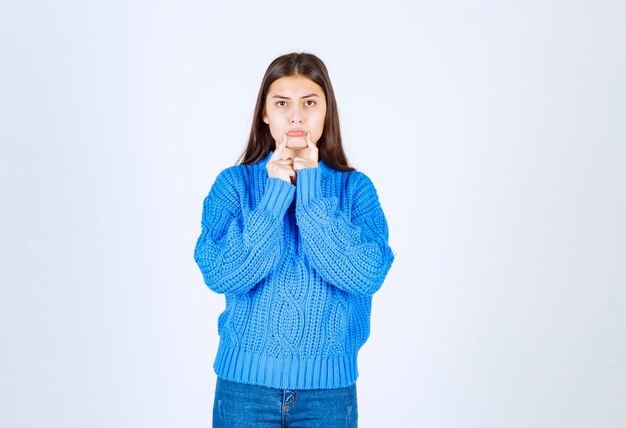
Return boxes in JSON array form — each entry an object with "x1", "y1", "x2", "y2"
[
  {"x1": 296, "y1": 167, "x2": 322, "y2": 205},
  {"x1": 258, "y1": 177, "x2": 295, "y2": 217}
]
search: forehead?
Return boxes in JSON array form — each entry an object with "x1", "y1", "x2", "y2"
[{"x1": 267, "y1": 75, "x2": 325, "y2": 97}]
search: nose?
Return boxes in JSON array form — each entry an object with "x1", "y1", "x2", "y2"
[{"x1": 290, "y1": 105, "x2": 302, "y2": 124}]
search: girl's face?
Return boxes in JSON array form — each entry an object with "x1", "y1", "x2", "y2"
[{"x1": 263, "y1": 75, "x2": 327, "y2": 150}]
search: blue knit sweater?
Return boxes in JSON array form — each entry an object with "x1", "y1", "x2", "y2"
[{"x1": 194, "y1": 152, "x2": 394, "y2": 390}]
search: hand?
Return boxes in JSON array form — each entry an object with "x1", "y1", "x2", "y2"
[
  {"x1": 292, "y1": 133, "x2": 319, "y2": 171},
  {"x1": 266, "y1": 139, "x2": 296, "y2": 184}
]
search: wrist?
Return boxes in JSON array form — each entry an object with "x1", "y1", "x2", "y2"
[{"x1": 296, "y1": 167, "x2": 322, "y2": 205}]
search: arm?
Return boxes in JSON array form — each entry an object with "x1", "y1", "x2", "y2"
[
  {"x1": 295, "y1": 168, "x2": 394, "y2": 296},
  {"x1": 194, "y1": 168, "x2": 295, "y2": 294}
]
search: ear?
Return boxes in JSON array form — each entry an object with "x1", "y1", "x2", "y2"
[{"x1": 262, "y1": 108, "x2": 269, "y2": 124}]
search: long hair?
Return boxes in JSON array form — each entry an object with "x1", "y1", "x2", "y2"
[{"x1": 238, "y1": 53, "x2": 354, "y2": 171}]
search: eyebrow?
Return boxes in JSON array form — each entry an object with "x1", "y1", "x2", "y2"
[{"x1": 271, "y1": 93, "x2": 320, "y2": 99}]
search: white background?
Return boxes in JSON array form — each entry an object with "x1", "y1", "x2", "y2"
[{"x1": 1, "y1": 1, "x2": 625, "y2": 427}]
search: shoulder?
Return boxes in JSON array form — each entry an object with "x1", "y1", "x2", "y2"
[
  {"x1": 349, "y1": 171, "x2": 381, "y2": 203},
  {"x1": 341, "y1": 170, "x2": 384, "y2": 212},
  {"x1": 215, "y1": 153, "x2": 271, "y2": 184},
  {"x1": 212, "y1": 162, "x2": 264, "y2": 190},
  {"x1": 349, "y1": 170, "x2": 375, "y2": 187},
  {"x1": 325, "y1": 167, "x2": 377, "y2": 193},
  {"x1": 203, "y1": 165, "x2": 246, "y2": 205},
  {"x1": 217, "y1": 162, "x2": 260, "y2": 180}
]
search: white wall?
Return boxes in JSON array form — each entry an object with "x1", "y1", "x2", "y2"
[{"x1": 1, "y1": 1, "x2": 624, "y2": 427}]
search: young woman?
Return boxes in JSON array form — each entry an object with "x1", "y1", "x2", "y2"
[{"x1": 194, "y1": 52, "x2": 394, "y2": 427}]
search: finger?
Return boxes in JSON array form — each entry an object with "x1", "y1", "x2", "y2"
[
  {"x1": 306, "y1": 132, "x2": 319, "y2": 162},
  {"x1": 292, "y1": 157, "x2": 315, "y2": 171},
  {"x1": 271, "y1": 159, "x2": 295, "y2": 167},
  {"x1": 280, "y1": 131, "x2": 290, "y2": 150},
  {"x1": 275, "y1": 164, "x2": 295, "y2": 176},
  {"x1": 267, "y1": 162, "x2": 296, "y2": 182},
  {"x1": 268, "y1": 160, "x2": 297, "y2": 175},
  {"x1": 270, "y1": 139, "x2": 288, "y2": 161},
  {"x1": 272, "y1": 162, "x2": 293, "y2": 168}
]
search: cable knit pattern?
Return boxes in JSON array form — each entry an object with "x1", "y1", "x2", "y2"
[{"x1": 194, "y1": 152, "x2": 394, "y2": 389}]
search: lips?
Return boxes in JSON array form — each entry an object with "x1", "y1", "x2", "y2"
[{"x1": 286, "y1": 130, "x2": 307, "y2": 137}]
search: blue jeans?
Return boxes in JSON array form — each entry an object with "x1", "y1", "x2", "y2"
[{"x1": 213, "y1": 378, "x2": 358, "y2": 427}]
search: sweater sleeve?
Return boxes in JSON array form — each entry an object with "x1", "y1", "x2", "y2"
[
  {"x1": 194, "y1": 168, "x2": 295, "y2": 294},
  {"x1": 295, "y1": 168, "x2": 394, "y2": 296}
]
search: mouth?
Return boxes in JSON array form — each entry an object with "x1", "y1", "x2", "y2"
[{"x1": 286, "y1": 130, "x2": 307, "y2": 137}]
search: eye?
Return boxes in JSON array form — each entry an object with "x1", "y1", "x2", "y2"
[
  {"x1": 304, "y1": 100, "x2": 316, "y2": 106},
  {"x1": 275, "y1": 100, "x2": 287, "y2": 107}
]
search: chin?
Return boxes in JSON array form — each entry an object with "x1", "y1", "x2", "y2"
[{"x1": 286, "y1": 139, "x2": 308, "y2": 149}]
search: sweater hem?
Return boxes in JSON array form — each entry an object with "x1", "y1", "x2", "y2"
[{"x1": 213, "y1": 342, "x2": 358, "y2": 390}]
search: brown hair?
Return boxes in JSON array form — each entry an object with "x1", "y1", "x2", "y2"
[{"x1": 238, "y1": 52, "x2": 354, "y2": 171}]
